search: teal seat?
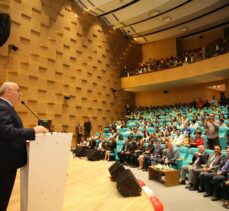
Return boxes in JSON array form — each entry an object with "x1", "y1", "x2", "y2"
[
  {"x1": 219, "y1": 127, "x2": 228, "y2": 138},
  {"x1": 144, "y1": 142, "x2": 149, "y2": 148},
  {"x1": 147, "y1": 127, "x2": 155, "y2": 134},
  {"x1": 189, "y1": 127, "x2": 196, "y2": 134},
  {"x1": 182, "y1": 147, "x2": 199, "y2": 166},
  {"x1": 95, "y1": 139, "x2": 100, "y2": 146},
  {"x1": 205, "y1": 149, "x2": 214, "y2": 156},
  {"x1": 103, "y1": 128, "x2": 109, "y2": 133},
  {"x1": 219, "y1": 127, "x2": 228, "y2": 150},
  {"x1": 120, "y1": 127, "x2": 128, "y2": 133},
  {"x1": 115, "y1": 141, "x2": 125, "y2": 160},
  {"x1": 176, "y1": 146, "x2": 189, "y2": 170},
  {"x1": 201, "y1": 135, "x2": 208, "y2": 148}
]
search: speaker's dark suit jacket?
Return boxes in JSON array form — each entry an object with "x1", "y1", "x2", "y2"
[{"x1": 0, "y1": 98, "x2": 35, "y2": 172}]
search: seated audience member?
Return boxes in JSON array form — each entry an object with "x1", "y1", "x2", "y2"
[
  {"x1": 157, "y1": 131, "x2": 165, "y2": 143},
  {"x1": 182, "y1": 114, "x2": 189, "y2": 125},
  {"x1": 97, "y1": 139, "x2": 108, "y2": 159},
  {"x1": 162, "y1": 142, "x2": 179, "y2": 167},
  {"x1": 142, "y1": 139, "x2": 163, "y2": 170},
  {"x1": 197, "y1": 98, "x2": 204, "y2": 108},
  {"x1": 190, "y1": 130, "x2": 204, "y2": 148},
  {"x1": 130, "y1": 139, "x2": 145, "y2": 167},
  {"x1": 189, "y1": 120, "x2": 199, "y2": 130},
  {"x1": 191, "y1": 145, "x2": 224, "y2": 191},
  {"x1": 203, "y1": 99, "x2": 210, "y2": 108},
  {"x1": 123, "y1": 137, "x2": 137, "y2": 165},
  {"x1": 219, "y1": 119, "x2": 227, "y2": 127},
  {"x1": 104, "y1": 137, "x2": 116, "y2": 161},
  {"x1": 88, "y1": 137, "x2": 97, "y2": 149},
  {"x1": 181, "y1": 123, "x2": 191, "y2": 135},
  {"x1": 202, "y1": 147, "x2": 229, "y2": 200},
  {"x1": 210, "y1": 95, "x2": 218, "y2": 106},
  {"x1": 117, "y1": 138, "x2": 129, "y2": 163},
  {"x1": 114, "y1": 130, "x2": 123, "y2": 141},
  {"x1": 180, "y1": 145, "x2": 208, "y2": 186},
  {"x1": 138, "y1": 140, "x2": 154, "y2": 170},
  {"x1": 181, "y1": 132, "x2": 191, "y2": 146},
  {"x1": 165, "y1": 130, "x2": 173, "y2": 143},
  {"x1": 177, "y1": 118, "x2": 184, "y2": 129},
  {"x1": 109, "y1": 129, "x2": 116, "y2": 139},
  {"x1": 172, "y1": 129, "x2": 184, "y2": 146}
]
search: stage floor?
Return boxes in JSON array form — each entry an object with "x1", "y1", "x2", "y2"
[{"x1": 8, "y1": 156, "x2": 153, "y2": 211}]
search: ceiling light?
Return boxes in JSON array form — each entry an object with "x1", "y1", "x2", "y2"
[
  {"x1": 162, "y1": 16, "x2": 172, "y2": 22},
  {"x1": 74, "y1": 14, "x2": 78, "y2": 18},
  {"x1": 148, "y1": 10, "x2": 160, "y2": 17},
  {"x1": 180, "y1": 26, "x2": 188, "y2": 32}
]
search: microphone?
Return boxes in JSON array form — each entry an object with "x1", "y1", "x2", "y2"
[
  {"x1": 21, "y1": 101, "x2": 52, "y2": 133},
  {"x1": 21, "y1": 101, "x2": 41, "y2": 121}
]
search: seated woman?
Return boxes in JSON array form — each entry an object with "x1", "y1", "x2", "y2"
[
  {"x1": 129, "y1": 139, "x2": 145, "y2": 167},
  {"x1": 190, "y1": 130, "x2": 204, "y2": 147},
  {"x1": 104, "y1": 137, "x2": 117, "y2": 161},
  {"x1": 180, "y1": 132, "x2": 190, "y2": 146},
  {"x1": 97, "y1": 138, "x2": 108, "y2": 159},
  {"x1": 138, "y1": 140, "x2": 154, "y2": 170}
]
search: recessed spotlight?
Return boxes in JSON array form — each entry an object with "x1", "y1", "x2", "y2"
[
  {"x1": 180, "y1": 26, "x2": 188, "y2": 32},
  {"x1": 148, "y1": 10, "x2": 160, "y2": 17},
  {"x1": 162, "y1": 16, "x2": 172, "y2": 22},
  {"x1": 74, "y1": 14, "x2": 78, "y2": 18}
]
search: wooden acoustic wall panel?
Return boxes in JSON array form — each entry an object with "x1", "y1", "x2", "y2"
[{"x1": 0, "y1": 0, "x2": 141, "y2": 137}]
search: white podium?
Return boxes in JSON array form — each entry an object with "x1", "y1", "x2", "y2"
[{"x1": 20, "y1": 132, "x2": 72, "y2": 211}]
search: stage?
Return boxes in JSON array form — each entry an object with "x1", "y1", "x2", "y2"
[{"x1": 8, "y1": 155, "x2": 153, "y2": 211}]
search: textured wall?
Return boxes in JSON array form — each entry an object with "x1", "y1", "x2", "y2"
[
  {"x1": 135, "y1": 80, "x2": 228, "y2": 107},
  {"x1": 0, "y1": 0, "x2": 140, "y2": 139},
  {"x1": 142, "y1": 36, "x2": 177, "y2": 62}
]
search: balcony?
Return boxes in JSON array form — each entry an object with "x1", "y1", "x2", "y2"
[{"x1": 121, "y1": 53, "x2": 229, "y2": 92}]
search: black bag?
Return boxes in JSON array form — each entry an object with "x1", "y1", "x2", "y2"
[{"x1": 74, "y1": 146, "x2": 86, "y2": 157}]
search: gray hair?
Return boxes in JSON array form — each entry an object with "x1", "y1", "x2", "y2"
[{"x1": 0, "y1": 82, "x2": 17, "y2": 96}]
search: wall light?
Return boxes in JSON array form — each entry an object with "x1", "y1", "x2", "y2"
[{"x1": 162, "y1": 16, "x2": 172, "y2": 22}]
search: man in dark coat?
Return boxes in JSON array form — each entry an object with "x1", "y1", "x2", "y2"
[
  {"x1": 84, "y1": 117, "x2": 92, "y2": 138},
  {"x1": 0, "y1": 82, "x2": 48, "y2": 211}
]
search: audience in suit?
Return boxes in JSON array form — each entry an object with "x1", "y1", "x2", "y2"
[
  {"x1": 203, "y1": 147, "x2": 229, "y2": 201},
  {"x1": 180, "y1": 145, "x2": 209, "y2": 187},
  {"x1": 191, "y1": 145, "x2": 224, "y2": 191}
]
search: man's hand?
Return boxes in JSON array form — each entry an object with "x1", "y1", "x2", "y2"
[{"x1": 34, "y1": 126, "x2": 49, "y2": 134}]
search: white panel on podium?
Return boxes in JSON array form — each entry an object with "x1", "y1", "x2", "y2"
[{"x1": 20, "y1": 132, "x2": 72, "y2": 211}]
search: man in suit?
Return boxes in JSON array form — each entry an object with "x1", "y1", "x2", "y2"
[
  {"x1": 180, "y1": 145, "x2": 209, "y2": 187},
  {"x1": 0, "y1": 82, "x2": 48, "y2": 211},
  {"x1": 191, "y1": 145, "x2": 224, "y2": 192},
  {"x1": 202, "y1": 146, "x2": 229, "y2": 200},
  {"x1": 84, "y1": 117, "x2": 92, "y2": 138}
]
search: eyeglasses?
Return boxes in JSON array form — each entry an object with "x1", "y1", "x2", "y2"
[{"x1": 8, "y1": 88, "x2": 21, "y2": 92}]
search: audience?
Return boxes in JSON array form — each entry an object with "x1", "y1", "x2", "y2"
[
  {"x1": 122, "y1": 37, "x2": 229, "y2": 77},
  {"x1": 192, "y1": 145, "x2": 224, "y2": 192},
  {"x1": 79, "y1": 99, "x2": 228, "y2": 206},
  {"x1": 180, "y1": 145, "x2": 208, "y2": 186}
]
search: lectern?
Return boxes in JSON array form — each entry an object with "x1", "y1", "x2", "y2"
[{"x1": 20, "y1": 132, "x2": 72, "y2": 211}]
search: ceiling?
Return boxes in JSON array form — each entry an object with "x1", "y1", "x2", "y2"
[{"x1": 74, "y1": 0, "x2": 229, "y2": 44}]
